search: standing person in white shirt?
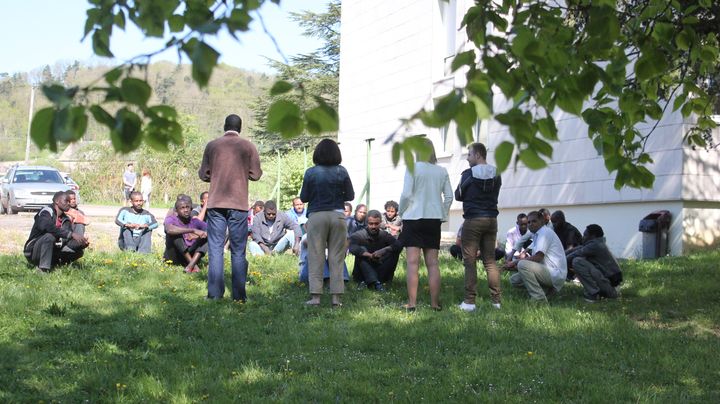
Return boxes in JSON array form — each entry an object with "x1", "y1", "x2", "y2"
[
  {"x1": 140, "y1": 168, "x2": 153, "y2": 208},
  {"x1": 398, "y1": 138, "x2": 453, "y2": 312},
  {"x1": 504, "y1": 211, "x2": 567, "y2": 303}
]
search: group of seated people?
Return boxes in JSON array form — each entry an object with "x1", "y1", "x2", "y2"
[{"x1": 24, "y1": 191, "x2": 622, "y2": 304}]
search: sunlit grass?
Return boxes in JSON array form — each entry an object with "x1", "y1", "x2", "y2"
[{"x1": 0, "y1": 250, "x2": 718, "y2": 402}]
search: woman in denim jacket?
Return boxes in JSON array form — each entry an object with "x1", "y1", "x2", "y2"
[{"x1": 300, "y1": 139, "x2": 355, "y2": 307}]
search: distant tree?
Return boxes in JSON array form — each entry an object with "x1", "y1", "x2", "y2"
[
  {"x1": 29, "y1": 0, "x2": 720, "y2": 188},
  {"x1": 251, "y1": 0, "x2": 340, "y2": 152}
]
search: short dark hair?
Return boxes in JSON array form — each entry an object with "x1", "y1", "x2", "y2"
[
  {"x1": 527, "y1": 210, "x2": 541, "y2": 221},
  {"x1": 199, "y1": 191, "x2": 209, "y2": 200},
  {"x1": 356, "y1": 204, "x2": 367, "y2": 212},
  {"x1": 384, "y1": 200, "x2": 399, "y2": 211},
  {"x1": 517, "y1": 213, "x2": 527, "y2": 220},
  {"x1": 367, "y1": 209, "x2": 382, "y2": 220},
  {"x1": 344, "y1": 202, "x2": 352, "y2": 211},
  {"x1": 538, "y1": 208, "x2": 551, "y2": 217},
  {"x1": 175, "y1": 199, "x2": 191, "y2": 209},
  {"x1": 551, "y1": 210, "x2": 565, "y2": 222},
  {"x1": 65, "y1": 190, "x2": 77, "y2": 197},
  {"x1": 129, "y1": 191, "x2": 143, "y2": 200},
  {"x1": 127, "y1": 163, "x2": 133, "y2": 167},
  {"x1": 224, "y1": 114, "x2": 243, "y2": 132},
  {"x1": 253, "y1": 200, "x2": 265, "y2": 209},
  {"x1": 312, "y1": 139, "x2": 342, "y2": 166},
  {"x1": 53, "y1": 191, "x2": 67, "y2": 203},
  {"x1": 176, "y1": 194, "x2": 192, "y2": 203},
  {"x1": 468, "y1": 142, "x2": 487, "y2": 159},
  {"x1": 586, "y1": 224, "x2": 604, "y2": 238},
  {"x1": 264, "y1": 200, "x2": 277, "y2": 211}
]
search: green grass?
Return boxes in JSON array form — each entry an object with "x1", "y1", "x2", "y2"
[{"x1": 1, "y1": 250, "x2": 718, "y2": 402}]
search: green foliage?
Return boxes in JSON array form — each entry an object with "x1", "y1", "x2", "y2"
[
  {"x1": 251, "y1": 0, "x2": 341, "y2": 152},
  {"x1": 0, "y1": 250, "x2": 719, "y2": 401},
  {"x1": 409, "y1": 0, "x2": 720, "y2": 188},
  {"x1": 250, "y1": 149, "x2": 309, "y2": 209}
]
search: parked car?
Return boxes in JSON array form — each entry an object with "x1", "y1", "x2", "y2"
[
  {"x1": 60, "y1": 172, "x2": 81, "y2": 203},
  {"x1": 0, "y1": 165, "x2": 71, "y2": 214}
]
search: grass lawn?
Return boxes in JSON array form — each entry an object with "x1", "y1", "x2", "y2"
[{"x1": 0, "y1": 250, "x2": 718, "y2": 402}]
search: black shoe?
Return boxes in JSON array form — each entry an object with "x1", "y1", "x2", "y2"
[
  {"x1": 583, "y1": 293, "x2": 600, "y2": 303},
  {"x1": 373, "y1": 282, "x2": 386, "y2": 293},
  {"x1": 356, "y1": 281, "x2": 367, "y2": 291}
]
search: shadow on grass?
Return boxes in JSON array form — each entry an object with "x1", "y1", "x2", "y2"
[{"x1": 0, "y1": 252, "x2": 718, "y2": 402}]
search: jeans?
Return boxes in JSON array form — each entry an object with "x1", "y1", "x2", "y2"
[
  {"x1": 207, "y1": 208, "x2": 249, "y2": 301},
  {"x1": 247, "y1": 231, "x2": 294, "y2": 256},
  {"x1": 461, "y1": 217, "x2": 501, "y2": 304},
  {"x1": 120, "y1": 229, "x2": 152, "y2": 253}
]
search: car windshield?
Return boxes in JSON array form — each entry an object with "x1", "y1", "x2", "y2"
[{"x1": 13, "y1": 170, "x2": 64, "y2": 184}]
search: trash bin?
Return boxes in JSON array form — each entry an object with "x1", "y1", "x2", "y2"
[{"x1": 638, "y1": 210, "x2": 671, "y2": 258}]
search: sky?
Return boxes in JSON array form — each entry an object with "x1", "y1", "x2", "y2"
[{"x1": 0, "y1": 0, "x2": 328, "y2": 76}]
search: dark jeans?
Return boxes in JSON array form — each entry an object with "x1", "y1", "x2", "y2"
[
  {"x1": 24, "y1": 233, "x2": 85, "y2": 271},
  {"x1": 119, "y1": 228, "x2": 152, "y2": 253},
  {"x1": 164, "y1": 236, "x2": 208, "y2": 266},
  {"x1": 352, "y1": 250, "x2": 401, "y2": 285},
  {"x1": 207, "y1": 208, "x2": 248, "y2": 301}
]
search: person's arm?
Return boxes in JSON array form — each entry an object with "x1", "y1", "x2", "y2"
[
  {"x1": 35, "y1": 210, "x2": 73, "y2": 240},
  {"x1": 442, "y1": 171, "x2": 453, "y2": 222},
  {"x1": 248, "y1": 144, "x2": 263, "y2": 181},
  {"x1": 287, "y1": 218, "x2": 302, "y2": 254},
  {"x1": 348, "y1": 233, "x2": 370, "y2": 257},
  {"x1": 398, "y1": 170, "x2": 413, "y2": 216},
  {"x1": 454, "y1": 170, "x2": 471, "y2": 201},
  {"x1": 146, "y1": 212, "x2": 158, "y2": 231},
  {"x1": 300, "y1": 171, "x2": 311, "y2": 203},
  {"x1": 342, "y1": 169, "x2": 355, "y2": 202},
  {"x1": 250, "y1": 215, "x2": 264, "y2": 244},
  {"x1": 198, "y1": 144, "x2": 211, "y2": 182},
  {"x1": 196, "y1": 204, "x2": 207, "y2": 221}
]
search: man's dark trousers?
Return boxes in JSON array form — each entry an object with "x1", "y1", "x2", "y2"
[
  {"x1": 207, "y1": 208, "x2": 248, "y2": 301},
  {"x1": 24, "y1": 233, "x2": 84, "y2": 270},
  {"x1": 353, "y1": 251, "x2": 401, "y2": 285}
]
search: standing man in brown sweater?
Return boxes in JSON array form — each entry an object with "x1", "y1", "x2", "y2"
[{"x1": 199, "y1": 114, "x2": 262, "y2": 302}]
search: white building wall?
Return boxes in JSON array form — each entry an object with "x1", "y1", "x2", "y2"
[{"x1": 337, "y1": 1, "x2": 720, "y2": 257}]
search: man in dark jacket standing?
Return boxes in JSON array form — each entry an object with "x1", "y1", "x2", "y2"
[
  {"x1": 567, "y1": 224, "x2": 623, "y2": 302},
  {"x1": 455, "y1": 143, "x2": 503, "y2": 311},
  {"x1": 349, "y1": 210, "x2": 403, "y2": 292},
  {"x1": 24, "y1": 191, "x2": 89, "y2": 273},
  {"x1": 199, "y1": 114, "x2": 262, "y2": 302}
]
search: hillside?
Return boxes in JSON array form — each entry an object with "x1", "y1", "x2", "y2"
[{"x1": 0, "y1": 61, "x2": 274, "y2": 161}]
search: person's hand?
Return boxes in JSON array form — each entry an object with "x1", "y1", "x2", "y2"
[
  {"x1": 518, "y1": 251, "x2": 528, "y2": 259},
  {"x1": 292, "y1": 245, "x2": 299, "y2": 256},
  {"x1": 372, "y1": 248, "x2": 388, "y2": 260},
  {"x1": 260, "y1": 243, "x2": 272, "y2": 255},
  {"x1": 193, "y1": 229, "x2": 207, "y2": 238},
  {"x1": 186, "y1": 233, "x2": 199, "y2": 241},
  {"x1": 71, "y1": 232, "x2": 89, "y2": 247},
  {"x1": 503, "y1": 260, "x2": 518, "y2": 270}
]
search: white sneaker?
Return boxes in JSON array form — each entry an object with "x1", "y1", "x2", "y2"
[
  {"x1": 491, "y1": 303, "x2": 501, "y2": 309},
  {"x1": 458, "y1": 302, "x2": 476, "y2": 312}
]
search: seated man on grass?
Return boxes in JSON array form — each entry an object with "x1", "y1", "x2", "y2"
[
  {"x1": 191, "y1": 191, "x2": 209, "y2": 222},
  {"x1": 115, "y1": 191, "x2": 158, "y2": 253},
  {"x1": 566, "y1": 224, "x2": 623, "y2": 303},
  {"x1": 24, "y1": 191, "x2": 89, "y2": 273},
  {"x1": 346, "y1": 203, "x2": 368, "y2": 236},
  {"x1": 164, "y1": 198, "x2": 208, "y2": 273},
  {"x1": 248, "y1": 200, "x2": 301, "y2": 256},
  {"x1": 349, "y1": 210, "x2": 403, "y2": 292},
  {"x1": 505, "y1": 213, "x2": 529, "y2": 261},
  {"x1": 504, "y1": 210, "x2": 567, "y2": 303},
  {"x1": 550, "y1": 210, "x2": 583, "y2": 281}
]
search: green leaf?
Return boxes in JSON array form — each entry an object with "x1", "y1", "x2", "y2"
[
  {"x1": 89, "y1": 105, "x2": 115, "y2": 127},
  {"x1": 120, "y1": 78, "x2": 152, "y2": 106},
  {"x1": 455, "y1": 102, "x2": 477, "y2": 130},
  {"x1": 266, "y1": 100, "x2": 304, "y2": 138},
  {"x1": 30, "y1": 108, "x2": 55, "y2": 150},
  {"x1": 434, "y1": 91, "x2": 462, "y2": 120},
  {"x1": 392, "y1": 142, "x2": 402, "y2": 166},
  {"x1": 270, "y1": 80, "x2": 294, "y2": 96},
  {"x1": 451, "y1": 50, "x2": 475, "y2": 72},
  {"x1": 42, "y1": 85, "x2": 77, "y2": 108},
  {"x1": 536, "y1": 117, "x2": 558, "y2": 140},
  {"x1": 114, "y1": 10, "x2": 126, "y2": 30},
  {"x1": 518, "y1": 148, "x2": 547, "y2": 169},
  {"x1": 468, "y1": 96, "x2": 492, "y2": 120},
  {"x1": 104, "y1": 68, "x2": 122, "y2": 84},
  {"x1": 305, "y1": 102, "x2": 339, "y2": 135},
  {"x1": 183, "y1": 39, "x2": 220, "y2": 88},
  {"x1": 416, "y1": 110, "x2": 448, "y2": 128},
  {"x1": 494, "y1": 141, "x2": 514, "y2": 172},
  {"x1": 144, "y1": 118, "x2": 183, "y2": 151},
  {"x1": 168, "y1": 15, "x2": 185, "y2": 32},
  {"x1": 635, "y1": 48, "x2": 668, "y2": 81},
  {"x1": 110, "y1": 108, "x2": 143, "y2": 153},
  {"x1": 53, "y1": 106, "x2": 88, "y2": 143},
  {"x1": 675, "y1": 29, "x2": 694, "y2": 51},
  {"x1": 92, "y1": 29, "x2": 113, "y2": 57},
  {"x1": 148, "y1": 105, "x2": 178, "y2": 119}
]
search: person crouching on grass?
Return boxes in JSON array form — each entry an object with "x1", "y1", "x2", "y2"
[{"x1": 164, "y1": 198, "x2": 208, "y2": 273}]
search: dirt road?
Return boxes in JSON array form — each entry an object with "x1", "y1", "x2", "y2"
[{"x1": 0, "y1": 205, "x2": 170, "y2": 255}]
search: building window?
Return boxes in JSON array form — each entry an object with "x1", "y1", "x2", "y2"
[
  {"x1": 439, "y1": 0, "x2": 457, "y2": 58},
  {"x1": 474, "y1": 120, "x2": 488, "y2": 145}
]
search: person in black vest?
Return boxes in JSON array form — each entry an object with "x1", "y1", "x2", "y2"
[
  {"x1": 24, "y1": 191, "x2": 89, "y2": 273},
  {"x1": 349, "y1": 210, "x2": 403, "y2": 292}
]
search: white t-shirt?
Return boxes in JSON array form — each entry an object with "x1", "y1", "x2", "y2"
[{"x1": 531, "y1": 226, "x2": 567, "y2": 288}]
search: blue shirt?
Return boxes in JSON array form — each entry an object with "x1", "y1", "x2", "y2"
[
  {"x1": 115, "y1": 207, "x2": 158, "y2": 236},
  {"x1": 300, "y1": 165, "x2": 354, "y2": 217}
]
